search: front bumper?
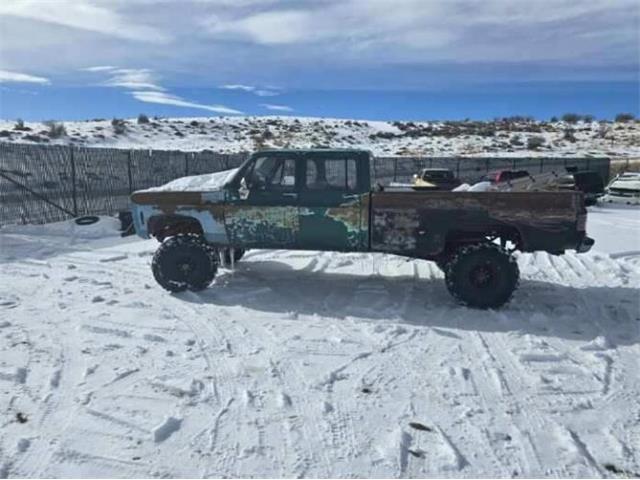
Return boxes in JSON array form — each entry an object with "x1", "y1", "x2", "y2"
[{"x1": 576, "y1": 236, "x2": 595, "y2": 253}]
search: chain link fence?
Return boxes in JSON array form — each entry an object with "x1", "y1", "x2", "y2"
[{"x1": 0, "y1": 143, "x2": 610, "y2": 226}]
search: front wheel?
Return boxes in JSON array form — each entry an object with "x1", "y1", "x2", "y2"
[
  {"x1": 152, "y1": 234, "x2": 217, "y2": 292},
  {"x1": 445, "y1": 243, "x2": 519, "y2": 309}
]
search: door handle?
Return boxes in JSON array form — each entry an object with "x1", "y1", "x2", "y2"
[
  {"x1": 342, "y1": 194, "x2": 359, "y2": 200},
  {"x1": 282, "y1": 192, "x2": 298, "y2": 198}
]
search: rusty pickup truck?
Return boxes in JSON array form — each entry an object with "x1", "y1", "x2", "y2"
[{"x1": 130, "y1": 149, "x2": 594, "y2": 309}]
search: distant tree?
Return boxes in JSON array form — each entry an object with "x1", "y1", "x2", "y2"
[
  {"x1": 615, "y1": 113, "x2": 635, "y2": 123},
  {"x1": 111, "y1": 118, "x2": 127, "y2": 135},
  {"x1": 563, "y1": 128, "x2": 577, "y2": 143},
  {"x1": 583, "y1": 114, "x2": 595, "y2": 123},
  {"x1": 550, "y1": 116, "x2": 559, "y2": 123},
  {"x1": 44, "y1": 121, "x2": 66, "y2": 138},
  {"x1": 527, "y1": 135, "x2": 546, "y2": 150},
  {"x1": 14, "y1": 118, "x2": 25, "y2": 130},
  {"x1": 562, "y1": 113, "x2": 581, "y2": 124},
  {"x1": 137, "y1": 113, "x2": 150, "y2": 124}
]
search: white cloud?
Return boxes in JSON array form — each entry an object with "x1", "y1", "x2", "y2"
[
  {"x1": 0, "y1": 69, "x2": 49, "y2": 84},
  {"x1": 0, "y1": 0, "x2": 170, "y2": 43},
  {"x1": 0, "y1": 0, "x2": 636, "y2": 92},
  {"x1": 200, "y1": 0, "x2": 638, "y2": 64},
  {"x1": 220, "y1": 84, "x2": 255, "y2": 92},
  {"x1": 220, "y1": 84, "x2": 281, "y2": 96},
  {"x1": 261, "y1": 103, "x2": 293, "y2": 112},
  {"x1": 102, "y1": 68, "x2": 165, "y2": 91},
  {"x1": 131, "y1": 91, "x2": 243, "y2": 114},
  {"x1": 83, "y1": 65, "x2": 117, "y2": 72},
  {"x1": 254, "y1": 89, "x2": 281, "y2": 97},
  {"x1": 205, "y1": 10, "x2": 312, "y2": 45}
]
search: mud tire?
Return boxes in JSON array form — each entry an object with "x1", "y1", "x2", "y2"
[
  {"x1": 152, "y1": 234, "x2": 217, "y2": 292},
  {"x1": 445, "y1": 243, "x2": 519, "y2": 309}
]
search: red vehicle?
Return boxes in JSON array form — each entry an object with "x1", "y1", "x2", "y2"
[{"x1": 482, "y1": 170, "x2": 530, "y2": 184}]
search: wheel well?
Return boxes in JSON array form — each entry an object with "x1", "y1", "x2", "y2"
[{"x1": 148, "y1": 215, "x2": 203, "y2": 242}]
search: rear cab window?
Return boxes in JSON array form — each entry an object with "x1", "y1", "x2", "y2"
[{"x1": 305, "y1": 158, "x2": 358, "y2": 192}]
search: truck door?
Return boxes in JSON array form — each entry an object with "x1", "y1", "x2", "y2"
[
  {"x1": 297, "y1": 154, "x2": 368, "y2": 251},
  {"x1": 224, "y1": 154, "x2": 300, "y2": 248}
]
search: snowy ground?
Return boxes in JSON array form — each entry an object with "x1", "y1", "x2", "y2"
[
  {"x1": 0, "y1": 205, "x2": 639, "y2": 478},
  {"x1": 1, "y1": 116, "x2": 639, "y2": 158}
]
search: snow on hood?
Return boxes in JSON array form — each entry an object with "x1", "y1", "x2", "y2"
[{"x1": 143, "y1": 168, "x2": 238, "y2": 192}]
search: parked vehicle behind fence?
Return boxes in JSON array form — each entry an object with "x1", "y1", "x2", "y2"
[{"x1": 602, "y1": 172, "x2": 640, "y2": 205}]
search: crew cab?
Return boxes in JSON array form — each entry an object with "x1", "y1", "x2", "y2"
[{"x1": 130, "y1": 149, "x2": 594, "y2": 309}]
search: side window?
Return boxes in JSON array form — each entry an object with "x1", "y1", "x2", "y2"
[
  {"x1": 305, "y1": 158, "x2": 358, "y2": 191},
  {"x1": 244, "y1": 156, "x2": 296, "y2": 191},
  {"x1": 267, "y1": 158, "x2": 296, "y2": 191}
]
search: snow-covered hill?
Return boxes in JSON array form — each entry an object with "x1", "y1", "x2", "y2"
[
  {"x1": 1, "y1": 116, "x2": 639, "y2": 157},
  {"x1": 1, "y1": 204, "x2": 639, "y2": 477}
]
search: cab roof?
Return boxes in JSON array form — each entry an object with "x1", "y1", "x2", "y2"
[{"x1": 252, "y1": 148, "x2": 372, "y2": 156}]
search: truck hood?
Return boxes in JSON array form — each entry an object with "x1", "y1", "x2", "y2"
[{"x1": 141, "y1": 168, "x2": 238, "y2": 193}]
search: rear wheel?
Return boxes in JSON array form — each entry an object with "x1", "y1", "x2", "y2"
[
  {"x1": 445, "y1": 243, "x2": 519, "y2": 309},
  {"x1": 152, "y1": 234, "x2": 217, "y2": 292}
]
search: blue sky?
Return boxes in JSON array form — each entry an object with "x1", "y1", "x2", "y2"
[{"x1": 0, "y1": 0, "x2": 638, "y2": 121}]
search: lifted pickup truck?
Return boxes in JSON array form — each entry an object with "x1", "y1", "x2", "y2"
[{"x1": 130, "y1": 149, "x2": 594, "y2": 309}]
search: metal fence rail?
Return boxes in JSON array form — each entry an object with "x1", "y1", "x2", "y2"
[{"x1": 0, "y1": 143, "x2": 610, "y2": 226}]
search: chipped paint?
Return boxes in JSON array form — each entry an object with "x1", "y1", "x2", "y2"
[
  {"x1": 372, "y1": 208, "x2": 419, "y2": 252},
  {"x1": 225, "y1": 205, "x2": 298, "y2": 247}
]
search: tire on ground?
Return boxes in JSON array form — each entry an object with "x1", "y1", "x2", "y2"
[
  {"x1": 445, "y1": 243, "x2": 519, "y2": 309},
  {"x1": 152, "y1": 234, "x2": 217, "y2": 292}
]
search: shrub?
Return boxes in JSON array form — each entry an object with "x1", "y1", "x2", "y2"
[
  {"x1": 509, "y1": 134, "x2": 524, "y2": 146},
  {"x1": 137, "y1": 114, "x2": 150, "y2": 124},
  {"x1": 111, "y1": 118, "x2": 126, "y2": 134},
  {"x1": 562, "y1": 113, "x2": 581, "y2": 124},
  {"x1": 563, "y1": 128, "x2": 577, "y2": 143},
  {"x1": 615, "y1": 113, "x2": 635, "y2": 123},
  {"x1": 527, "y1": 135, "x2": 545, "y2": 149},
  {"x1": 44, "y1": 121, "x2": 66, "y2": 138}
]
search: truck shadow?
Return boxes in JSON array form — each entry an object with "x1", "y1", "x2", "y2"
[{"x1": 177, "y1": 259, "x2": 640, "y2": 346}]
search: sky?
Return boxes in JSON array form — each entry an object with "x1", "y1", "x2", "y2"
[{"x1": 0, "y1": 0, "x2": 638, "y2": 121}]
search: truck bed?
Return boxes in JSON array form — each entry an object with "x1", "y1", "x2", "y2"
[{"x1": 370, "y1": 190, "x2": 586, "y2": 256}]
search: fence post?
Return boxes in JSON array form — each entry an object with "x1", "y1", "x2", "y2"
[
  {"x1": 70, "y1": 146, "x2": 78, "y2": 217},
  {"x1": 127, "y1": 150, "x2": 133, "y2": 194},
  {"x1": 393, "y1": 158, "x2": 398, "y2": 182},
  {"x1": 539, "y1": 158, "x2": 544, "y2": 173},
  {"x1": 456, "y1": 158, "x2": 460, "y2": 179},
  {"x1": 185, "y1": 152, "x2": 189, "y2": 176}
]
